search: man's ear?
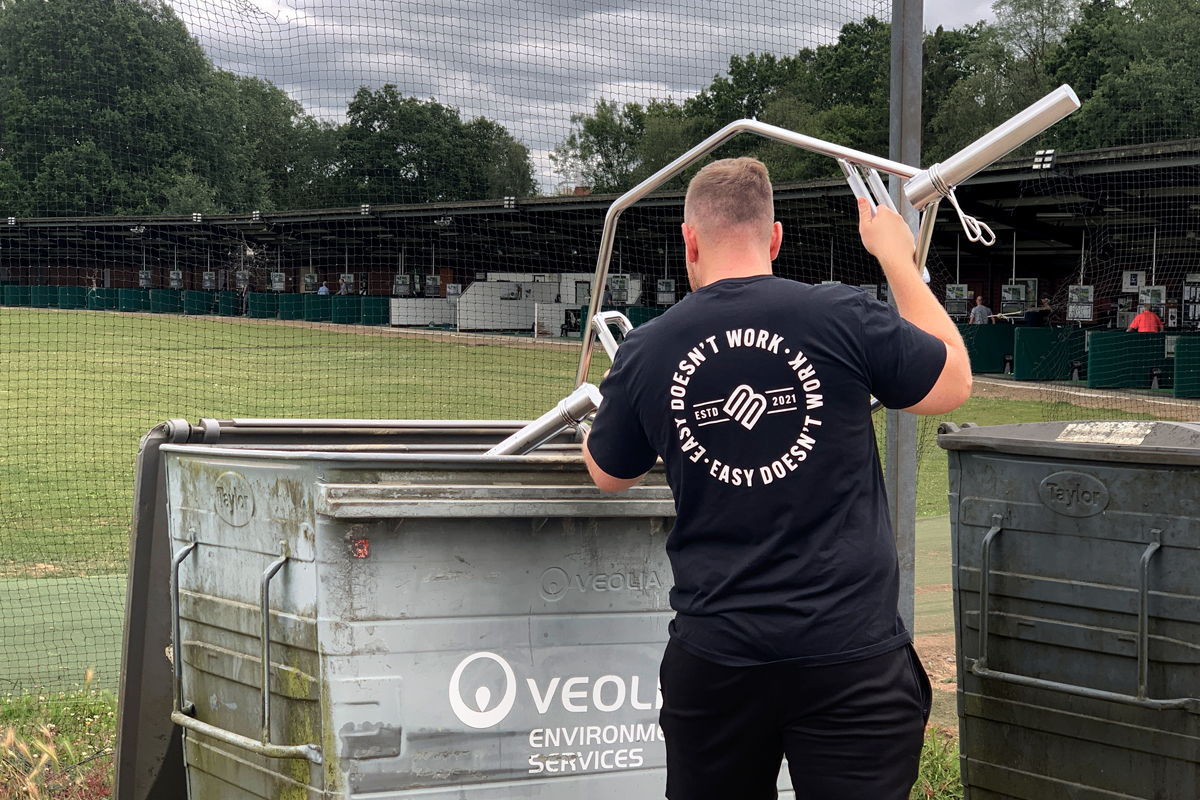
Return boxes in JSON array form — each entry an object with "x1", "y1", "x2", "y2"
[
  {"x1": 769, "y1": 221, "x2": 783, "y2": 260},
  {"x1": 681, "y1": 222, "x2": 700, "y2": 264}
]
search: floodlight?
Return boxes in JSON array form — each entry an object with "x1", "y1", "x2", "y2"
[{"x1": 1032, "y1": 149, "x2": 1058, "y2": 170}]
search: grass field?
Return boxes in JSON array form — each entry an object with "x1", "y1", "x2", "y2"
[
  {"x1": 0, "y1": 305, "x2": 1168, "y2": 796},
  {"x1": 0, "y1": 307, "x2": 1148, "y2": 692}
]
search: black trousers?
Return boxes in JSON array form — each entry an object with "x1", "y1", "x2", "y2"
[{"x1": 659, "y1": 639, "x2": 932, "y2": 800}]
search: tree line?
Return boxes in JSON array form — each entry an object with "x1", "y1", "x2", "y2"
[
  {"x1": 0, "y1": 0, "x2": 536, "y2": 217},
  {"x1": 552, "y1": 0, "x2": 1200, "y2": 193},
  {"x1": 0, "y1": 0, "x2": 1195, "y2": 216}
]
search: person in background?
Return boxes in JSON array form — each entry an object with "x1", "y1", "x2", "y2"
[
  {"x1": 1025, "y1": 297, "x2": 1053, "y2": 327},
  {"x1": 970, "y1": 295, "x2": 992, "y2": 324},
  {"x1": 317, "y1": 281, "x2": 330, "y2": 295},
  {"x1": 603, "y1": 286, "x2": 614, "y2": 306},
  {"x1": 1127, "y1": 304, "x2": 1163, "y2": 332},
  {"x1": 239, "y1": 277, "x2": 254, "y2": 316},
  {"x1": 338, "y1": 278, "x2": 350, "y2": 295}
]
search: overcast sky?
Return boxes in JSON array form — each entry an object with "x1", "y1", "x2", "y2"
[{"x1": 172, "y1": 0, "x2": 996, "y2": 190}]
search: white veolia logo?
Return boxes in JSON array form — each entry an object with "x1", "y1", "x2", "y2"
[
  {"x1": 449, "y1": 652, "x2": 518, "y2": 729},
  {"x1": 723, "y1": 384, "x2": 768, "y2": 430}
]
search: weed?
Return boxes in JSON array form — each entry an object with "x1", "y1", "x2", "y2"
[
  {"x1": 912, "y1": 725, "x2": 963, "y2": 799},
  {"x1": 0, "y1": 672, "x2": 115, "y2": 798}
]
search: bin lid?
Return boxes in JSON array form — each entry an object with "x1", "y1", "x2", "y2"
[{"x1": 938, "y1": 420, "x2": 1200, "y2": 467}]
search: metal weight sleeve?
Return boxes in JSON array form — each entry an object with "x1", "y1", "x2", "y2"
[
  {"x1": 486, "y1": 383, "x2": 604, "y2": 456},
  {"x1": 904, "y1": 85, "x2": 1080, "y2": 210}
]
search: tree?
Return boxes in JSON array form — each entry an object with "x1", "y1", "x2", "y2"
[
  {"x1": 550, "y1": 99, "x2": 647, "y2": 193},
  {"x1": 1051, "y1": 0, "x2": 1200, "y2": 149},
  {"x1": 0, "y1": 0, "x2": 350, "y2": 214},
  {"x1": 466, "y1": 117, "x2": 537, "y2": 199},
  {"x1": 338, "y1": 85, "x2": 535, "y2": 204}
]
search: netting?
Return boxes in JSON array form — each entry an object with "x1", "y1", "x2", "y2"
[
  {"x1": 2, "y1": 0, "x2": 1198, "y2": 752},
  {"x1": 919, "y1": 0, "x2": 1200, "y2": 423},
  {"x1": 0, "y1": 0, "x2": 897, "y2": 704}
]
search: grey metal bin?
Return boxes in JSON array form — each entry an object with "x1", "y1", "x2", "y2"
[
  {"x1": 938, "y1": 419, "x2": 1200, "y2": 800},
  {"x1": 116, "y1": 418, "x2": 680, "y2": 799}
]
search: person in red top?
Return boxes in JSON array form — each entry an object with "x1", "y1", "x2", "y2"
[{"x1": 1127, "y1": 304, "x2": 1163, "y2": 332}]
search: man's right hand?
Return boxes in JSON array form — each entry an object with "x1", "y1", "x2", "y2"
[{"x1": 856, "y1": 198, "x2": 915, "y2": 273}]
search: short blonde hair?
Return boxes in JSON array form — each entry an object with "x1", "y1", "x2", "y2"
[{"x1": 684, "y1": 157, "x2": 774, "y2": 244}]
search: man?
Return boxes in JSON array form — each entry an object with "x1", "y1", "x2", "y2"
[
  {"x1": 317, "y1": 281, "x2": 330, "y2": 296},
  {"x1": 1127, "y1": 304, "x2": 1163, "y2": 332},
  {"x1": 1025, "y1": 297, "x2": 1053, "y2": 327},
  {"x1": 583, "y1": 158, "x2": 971, "y2": 799},
  {"x1": 970, "y1": 294, "x2": 992, "y2": 324}
]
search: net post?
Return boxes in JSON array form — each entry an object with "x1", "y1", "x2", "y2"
[{"x1": 888, "y1": 0, "x2": 923, "y2": 638}]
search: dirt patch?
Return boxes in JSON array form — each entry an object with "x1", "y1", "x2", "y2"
[
  {"x1": 972, "y1": 376, "x2": 1200, "y2": 421},
  {"x1": 914, "y1": 632, "x2": 958, "y2": 691},
  {"x1": 914, "y1": 583, "x2": 951, "y2": 596},
  {"x1": 0, "y1": 562, "x2": 63, "y2": 578}
]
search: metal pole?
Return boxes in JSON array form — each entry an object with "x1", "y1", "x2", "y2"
[
  {"x1": 887, "y1": 0, "x2": 922, "y2": 637},
  {"x1": 1151, "y1": 227, "x2": 1157, "y2": 286}
]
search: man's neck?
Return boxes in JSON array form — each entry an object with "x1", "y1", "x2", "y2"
[{"x1": 692, "y1": 255, "x2": 773, "y2": 289}]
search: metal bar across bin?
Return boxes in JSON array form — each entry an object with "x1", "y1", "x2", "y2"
[
  {"x1": 969, "y1": 517, "x2": 1200, "y2": 713},
  {"x1": 170, "y1": 539, "x2": 323, "y2": 763}
]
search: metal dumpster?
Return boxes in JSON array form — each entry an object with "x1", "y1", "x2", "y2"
[
  {"x1": 116, "y1": 419, "x2": 682, "y2": 799},
  {"x1": 939, "y1": 419, "x2": 1200, "y2": 800}
]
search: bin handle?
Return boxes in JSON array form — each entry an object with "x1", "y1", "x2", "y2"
[
  {"x1": 170, "y1": 541, "x2": 323, "y2": 763},
  {"x1": 968, "y1": 521, "x2": 1200, "y2": 713}
]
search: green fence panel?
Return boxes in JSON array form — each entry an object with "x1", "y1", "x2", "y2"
[
  {"x1": 58, "y1": 286, "x2": 87, "y2": 309},
  {"x1": 118, "y1": 288, "x2": 150, "y2": 312},
  {"x1": 1174, "y1": 337, "x2": 1200, "y2": 398},
  {"x1": 247, "y1": 292, "x2": 278, "y2": 318},
  {"x1": 361, "y1": 296, "x2": 389, "y2": 325},
  {"x1": 1013, "y1": 327, "x2": 1087, "y2": 381},
  {"x1": 304, "y1": 294, "x2": 332, "y2": 322},
  {"x1": 331, "y1": 295, "x2": 361, "y2": 324},
  {"x1": 148, "y1": 289, "x2": 182, "y2": 314},
  {"x1": 3, "y1": 285, "x2": 32, "y2": 306},
  {"x1": 277, "y1": 293, "x2": 305, "y2": 320},
  {"x1": 1087, "y1": 331, "x2": 1174, "y2": 389},
  {"x1": 183, "y1": 290, "x2": 217, "y2": 315},
  {"x1": 959, "y1": 323, "x2": 1016, "y2": 373},
  {"x1": 217, "y1": 291, "x2": 238, "y2": 316},
  {"x1": 30, "y1": 286, "x2": 58, "y2": 308},
  {"x1": 626, "y1": 306, "x2": 666, "y2": 327},
  {"x1": 86, "y1": 287, "x2": 119, "y2": 310}
]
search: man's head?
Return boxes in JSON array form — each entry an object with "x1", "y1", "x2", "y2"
[
  {"x1": 976, "y1": 296, "x2": 985, "y2": 306},
  {"x1": 681, "y1": 157, "x2": 782, "y2": 290}
]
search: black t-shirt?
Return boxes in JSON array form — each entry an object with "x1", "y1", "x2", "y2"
[{"x1": 587, "y1": 275, "x2": 946, "y2": 667}]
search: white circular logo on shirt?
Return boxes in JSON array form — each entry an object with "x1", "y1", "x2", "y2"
[
  {"x1": 667, "y1": 326, "x2": 823, "y2": 488},
  {"x1": 448, "y1": 652, "x2": 518, "y2": 729}
]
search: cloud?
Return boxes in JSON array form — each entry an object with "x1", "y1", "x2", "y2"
[{"x1": 172, "y1": 0, "x2": 974, "y2": 190}]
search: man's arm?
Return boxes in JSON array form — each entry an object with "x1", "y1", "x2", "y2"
[
  {"x1": 582, "y1": 428, "x2": 647, "y2": 492},
  {"x1": 857, "y1": 198, "x2": 972, "y2": 415}
]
